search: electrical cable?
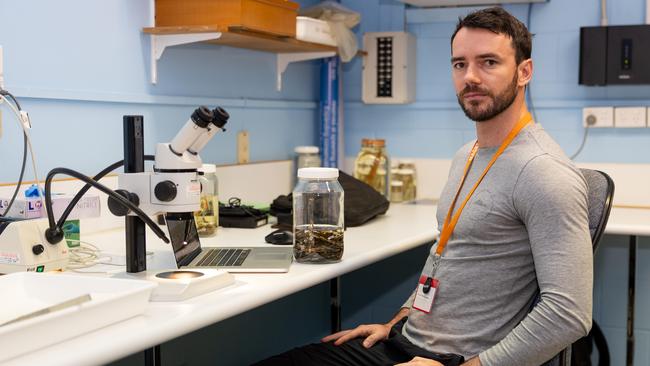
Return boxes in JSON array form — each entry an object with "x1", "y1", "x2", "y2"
[
  {"x1": 570, "y1": 125, "x2": 590, "y2": 160},
  {"x1": 525, "y1": 4, "x2": 591, "y2": 161},
  {"x1": 55, "y1": 155, "x2": 155, "y2": 230},
  {"x1": 2, "y1": 135, "x2": 28, "y2": 217},
  {"x1": 67, "y1": 241, "x2": 102, "y2": 269},
  {"x1": 525, "y1": 4, "x2": 540, "y2": 125},
  {"x1": 69, "y1": 240, "x2": 155, "y2": 274},
  {"x1": 0, "y1": 89, "x2": 22, "y2": 110},
  {"x1": 43, "y1": 167, "x2": 170, "y2": 244},
  {"x1": 0, "y1": 93, "x2": 42, "y2": 195},
  {"x1": 67, "y1": 241, "x2": 140, "y2": 270},
  {"x1": 0, "y1": 93, "x2": 27, "y2": 217}
]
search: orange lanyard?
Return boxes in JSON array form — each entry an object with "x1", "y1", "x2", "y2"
[{"x1": 435, "y1": 112, "x2": 533, "y2": 257}]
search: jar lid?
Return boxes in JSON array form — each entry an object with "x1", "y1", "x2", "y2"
[
  {"x1": 391, "y1": 181, "x2": 404, "y2": 186},
  {"x1": 295, "y1": 146, "x2": 319, "y2": 154},
  {"x1": 198, "y1": 164, "x2": 217, "y2": 174},
  {"x1": 399, "y1": 168, "x2": 415, "y2": 175},
  {"x1": 298, "y1": 167, "x2": 339, "y2": 179},
  {"x1": 361, "y1": 138, "x2": 385, "y2": 147}
]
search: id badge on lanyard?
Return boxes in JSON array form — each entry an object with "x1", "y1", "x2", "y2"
[
  {"x1": 412, "y1": 112, "x2": 532, "y2": 314},
  {"x1": 413, "y1": 254, "x2": 441, "y2": 313}
]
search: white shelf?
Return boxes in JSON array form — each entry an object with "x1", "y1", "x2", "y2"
[{"x1": 144, "y1": 27, "x2": 339, "y2": 91}]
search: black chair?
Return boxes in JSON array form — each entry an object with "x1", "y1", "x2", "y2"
[{"x1": 542, "y1": 169, "x2": 615, "y2": 366}]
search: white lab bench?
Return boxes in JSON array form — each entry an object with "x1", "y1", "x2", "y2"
[
  {"x1": 4, "y1": 203, "x2": 439, "y2": 366},
  {"x1": 4, "y1": 205, "x2": 649, "y2": 366}
]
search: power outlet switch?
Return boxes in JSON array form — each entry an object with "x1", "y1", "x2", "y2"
[
  {"x1": 615, "y1": 107, "x2": 647, "y2": 127},
  {"x1": 582, "y1": 107, "x2": 614, "y2": 127}
]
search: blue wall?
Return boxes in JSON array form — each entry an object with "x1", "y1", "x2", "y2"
[
  {"x1": 341, "y1": 0, "x2": 650, "y2": 164},
  {"x1": 0, "y1": 0, "x2": 322, "y2": 182}
]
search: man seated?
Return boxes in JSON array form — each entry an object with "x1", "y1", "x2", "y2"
[{"x1": 254, "y1": 7, "x2": 592, "y2": 366}]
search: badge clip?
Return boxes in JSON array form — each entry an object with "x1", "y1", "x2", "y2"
[{"x1": 423, "y1": 277, "x2": 433, "y2": 294}]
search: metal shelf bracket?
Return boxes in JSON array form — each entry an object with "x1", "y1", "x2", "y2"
[
  {"x1": 276, "y1": 51, "x2": 336, "y2": 91},
  {"x1": 150, "y1": 32, "x2": 222, "y2": 84}
]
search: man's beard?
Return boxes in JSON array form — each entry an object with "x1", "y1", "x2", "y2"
[{"x1": 457, "y1": 72, "x2": 519, "y2": 122}]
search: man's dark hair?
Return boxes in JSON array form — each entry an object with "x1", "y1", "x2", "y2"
[{"x1": 451, "y1": 7, "x2": 532, "y2": 65}]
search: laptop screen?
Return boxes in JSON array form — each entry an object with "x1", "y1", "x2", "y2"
[{"x1": 165, "y1": 213, "x2": 202, "y2": 267}]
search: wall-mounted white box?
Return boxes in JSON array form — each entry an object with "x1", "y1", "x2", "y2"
[
  {"x1": 614, "y1": 107, "x2": 647, "y2": 128},
  {"x1": 362, "y1": 31, "x2": 416, "y2": 104},
  {"x1": 582, "y1": 107, "x2": 614, "y2": 127}
]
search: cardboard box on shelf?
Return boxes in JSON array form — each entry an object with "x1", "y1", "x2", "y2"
[{"x1": 155, "y1": 0, "x2": 299, "y2": 37}]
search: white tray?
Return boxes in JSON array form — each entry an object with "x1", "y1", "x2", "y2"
[{"x1": 0, "y1": 272, "x2": 156, "y2": 362}]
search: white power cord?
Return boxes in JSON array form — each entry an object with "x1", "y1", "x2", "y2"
[
  {"x1": 68, "y1": 240, "x2": 127, "y2": 272},
  {"x1": 68, "y1": 240, "x2": 154, "y2": 273},
  {"x1": 0, "y1": 94, "x2": 42, "y2": 191}
]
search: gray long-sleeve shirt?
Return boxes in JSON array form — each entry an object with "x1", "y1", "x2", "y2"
[{"x1": 401, "y1": 123, "x2": 592, "y2": 366}]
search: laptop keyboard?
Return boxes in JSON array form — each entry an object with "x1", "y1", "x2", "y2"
[{"x1": 197, "y1": 248, "x2": 251, "y2": 267}]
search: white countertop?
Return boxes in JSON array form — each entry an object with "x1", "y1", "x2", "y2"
[
  {"x1": 604, "y1": 207, "x2": 650, "y2": 236},
  {"x1": 4, "y1": 204, "x2": 648, "y2": 366},
  {"x1": 4, "y1": 203, "x2": 439, "y2": 366}
]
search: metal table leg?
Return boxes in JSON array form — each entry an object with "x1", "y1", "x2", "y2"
[
  {"x1": 145, "y1": 345, "x2": 161, "y2": 366},
  {"x1": 626, "y1": 235, "x2": 637, "y2": 366},
  {"x1": 331, "y1": 277, "x2": 341, "y2": 334}
]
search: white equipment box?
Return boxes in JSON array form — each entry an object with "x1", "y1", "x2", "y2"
[
  {"x1": 296, "y1": 16, "x2": 337, "y2": 47},
  {"x1": 362, "y1": 31, "x2": 416, "y2": 104},
  {"x1": 0, "y1": 219, "x2": 69, "y2": 274}
]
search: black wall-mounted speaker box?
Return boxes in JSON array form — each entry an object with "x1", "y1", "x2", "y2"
[{"x1": 579, "y1": 25, "x2": 650, "y2": 86}]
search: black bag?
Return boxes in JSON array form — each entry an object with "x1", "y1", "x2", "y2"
[
  {"x1": 270, "y1": 171, "x2": 390, "y2": 228},
  {"x1": 339, "y1": 170, "x2": 390, "y2": 227}
]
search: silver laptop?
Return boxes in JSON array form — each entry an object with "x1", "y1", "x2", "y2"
[{"x1": 165, "y1": 213, "x2": 293, "y2": 273}]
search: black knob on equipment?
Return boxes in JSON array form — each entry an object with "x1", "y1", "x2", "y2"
[
  {"x1": 32, "y1": 244, "x2": 45, "y2": 255},
  {"x1": 108, "y1": 189, "x2": 140, "y2": 216},
  {"x1": 155, "y1": 181, "x2": 177, "y2": 202}
]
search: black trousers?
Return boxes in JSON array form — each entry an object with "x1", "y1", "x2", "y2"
[{"x1": 251, "y1": 321, "x2": 464, "y2": 366}]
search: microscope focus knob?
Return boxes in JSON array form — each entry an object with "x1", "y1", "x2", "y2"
[
  {"x1": 108, "y1": 189, "x2": 140, "y2": 216},
  {"x1": 155, "y1": 181, "x2": 177, "y2": 202},
  {"x1": 32, "y1": 244, "x2": 45, "y2": 255}
]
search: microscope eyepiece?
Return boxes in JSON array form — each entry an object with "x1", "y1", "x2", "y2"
[
  {"x1": 170, "y1": 106, "x2": 215, "y2": 155},
  {"x1": 191, "y1": 106, "x2": 214, "y2": 128},
  {"x1": 211, "y1": 107, "x2": 230, "y2": 128},
  {"x1": 187, "y1": 106, "x2": 231, "y2": 155}
]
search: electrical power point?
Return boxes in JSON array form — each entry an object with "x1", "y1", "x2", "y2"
[
  {"x1": 614, "y1": 107, "x2": 647, "y2": 128},
  {"x1": 237, "y1": 130, "x2": 250, "y2": 164},
  {"x1": 582, "y1": 107, "x2": 614, "y2": 128}
]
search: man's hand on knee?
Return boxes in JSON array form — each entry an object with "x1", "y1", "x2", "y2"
[{"x1": 321, "y1": 323, "x2": 391, "y2": 348}]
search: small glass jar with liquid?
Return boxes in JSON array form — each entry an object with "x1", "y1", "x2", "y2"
[
  {"x1": 398, "y1": 160, "x2": 417, "y2": 201},
  {"x1": 353, "y1": 139, "x2": 390, "y2": 198},
  {"x1": 295, "y1": 146, "x2": 321, "y2": 170},
  {"x1": 194, "y1": 164, "x2": 219, "y2": 237},
  {"x1": 390, "y1": 180, "x2": 404, "y2": 203}
]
